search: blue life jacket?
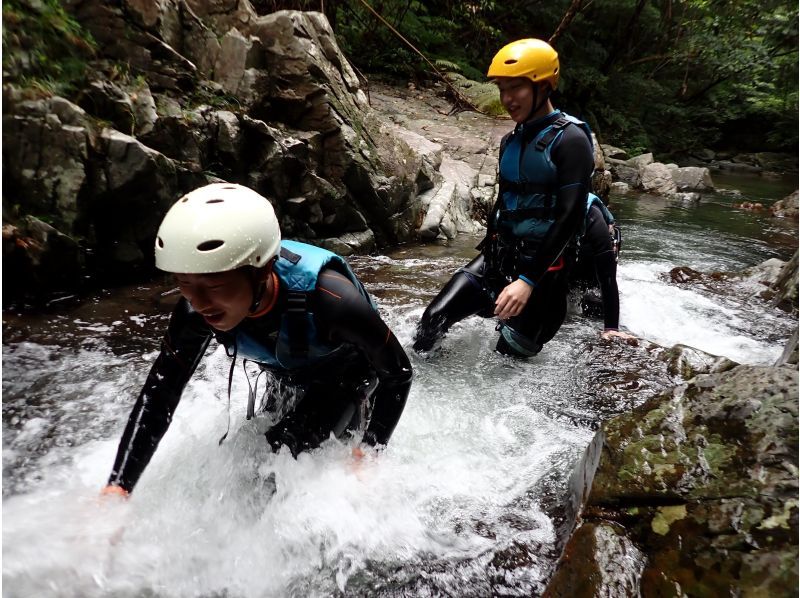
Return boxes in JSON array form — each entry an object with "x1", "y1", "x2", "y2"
[
  {"x1": 231, "y1": 240, "x2": 375, "y2": 371},
  {"x1": 582, "y1": 192, "x2": 615, "y2": 236},
  {"x1": 497, "y1": 110, "x2": 593, "y2": 243}
]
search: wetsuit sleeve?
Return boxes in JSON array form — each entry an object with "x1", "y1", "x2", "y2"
[
  {"x1": 107, "y1": 297, "x2": 212, "y2": 493},
  {"x1": 518, "y1": 125, "x2": 594, "y2": 285},
  {"x1": 314, "y1": 268, "x2": 412, "y2": 446},
  {"x1": 584, "y1": 205, "x2": 620, "y2": 330}
]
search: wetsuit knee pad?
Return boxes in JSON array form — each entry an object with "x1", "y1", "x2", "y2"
[{"x1": 496, "y1": 325, "x2": 542, "y2": 357}]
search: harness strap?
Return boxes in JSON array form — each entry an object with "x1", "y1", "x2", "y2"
[
  {"x1": 497, "y1": 206, "x2": 555, "y2": 221},
  {"x1": 499, "y1": 178, "x2": 553, "y2": 195},
  {"x1": 533, "y1": 116, "x2": 572, "y2": 151},
  {"x1": 244, "y1": 359, "x2": 267, "y2": 420},
  {"x1": 286, "y1": 291, "x2": 309, "y2": 359},
  {"x1": 218, "y1": 340, "x2": 238, "y2": 445}
]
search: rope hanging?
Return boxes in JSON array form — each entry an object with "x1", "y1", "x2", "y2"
[{"x1": 352, "y1": 0, "x2": 484, "y2": 116}]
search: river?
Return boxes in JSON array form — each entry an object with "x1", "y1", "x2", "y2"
[{"x1": 2, "y1": 174, "x2": 796, "y2": 597}]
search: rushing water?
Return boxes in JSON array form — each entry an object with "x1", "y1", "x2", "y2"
[{"x1": 2, "y1": 175, "x2": 796, "y2": 597}]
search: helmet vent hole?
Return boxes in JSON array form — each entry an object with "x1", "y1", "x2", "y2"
[
  {"x1": 256, "y1": 255, "x2": 261, "y2": 263},
  {"x1": 206, "y1": 199, "x2": 224, "y2": 204},
  {"x1": 197, "y1": 240, "x2": 225, "y2": 252},
  {"x1": 180, "y1": 196, "x2": 189, "y2": 203},
  {"x1": 157, "y1": 237, "x2": 164, "y2": 248},
  {"x1": 554, "y1": 67, "x2": 559, "y2": 74},
  {"x1": 221, "y1": 185, "x2": 237, "y2": 189},
  {"x1": 504, "y1": 59, "x2": 517, "y2": 65}
]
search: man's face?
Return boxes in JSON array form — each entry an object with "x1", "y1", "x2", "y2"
[
  {"x1": 496, "y1": 77, "x2": 536, "y2": 123},
  {"x1": 175, "y1": 268, "x2": 257, "y2": 331}
]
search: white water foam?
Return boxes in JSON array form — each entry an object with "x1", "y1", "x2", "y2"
[
  {"x1": 3, "y1": 306, "x2": 586, "y2": 597},
  {"x1": 617, "y1": 260, "x2": 789, "y2": 365}
]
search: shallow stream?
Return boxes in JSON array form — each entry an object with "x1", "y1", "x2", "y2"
[{"x1": 2, "y1": 174, "x2": 796, "y2": 597}]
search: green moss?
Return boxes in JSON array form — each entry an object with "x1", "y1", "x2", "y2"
[
  {"x1": 3, "y1": 0, "x2": 97, "y2": 97},
  {"x1": 651, "y1": 505, "x2": 687, "y2": 535},
  {"x1": 758, "y1": 500, "x2": 798, "y2": 531},
  {"x1": 700, "y1": 439, "x2": 737, "y2": 475}
]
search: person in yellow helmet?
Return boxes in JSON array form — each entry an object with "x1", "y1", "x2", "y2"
[{"x1": 414, "y1": 39, "x2": 598, "y2": 356}]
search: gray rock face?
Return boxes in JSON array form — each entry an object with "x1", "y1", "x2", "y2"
[
  {"x1": 3, "y1": 98, "x2": 89, "y2": 233},
  {"x1": 4, "y1": 7, "x2": 445, "y2": 300}
]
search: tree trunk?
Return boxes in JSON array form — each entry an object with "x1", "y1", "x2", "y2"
[
  {"x1": 601, "y1": 0, "x2": 648, "y2": 73},
  {"x1": 549, "y1": 0, "x2": 584, "y2": 46}
]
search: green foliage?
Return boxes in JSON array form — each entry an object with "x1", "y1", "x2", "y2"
[
  {"x1": 331, "y1": 0, "x2": 797, "y2": 153},
  {"x1": 3, "y1": 0, "x2": 97, "y2": 96},
  {"x1": 445, "y1": 72, "x2": 505, "y2": 116}
]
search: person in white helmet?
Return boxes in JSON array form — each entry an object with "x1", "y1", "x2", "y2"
[{"x1": 102, "y1": 183, "x2": 412, "y2": 497}]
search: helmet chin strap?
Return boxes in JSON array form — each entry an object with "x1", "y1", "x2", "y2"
[
  {"x1": 524, "y1": 84, "x2": 552, "y2": 123},
  {"x1": 249, "y1": 259, "x2": 277, "y2": 314},
  {"x1": 249, "y1": 279, "x2": 266, "y2": 314}
]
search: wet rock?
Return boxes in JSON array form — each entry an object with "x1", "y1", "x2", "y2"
[
  {"x1": 670, "y1": 165, "x2": 714, "y2": 191},
  {"x1": 661, "y1": 344, "x2": 738, "y2": 379},
  {"x1": 770, "y1": 190, "x2": 799, "y2": 219},
  {"x1": 547, "y1": 365, "x2": 799, "y2": 596},
  {"x1": 592, "y1": 169, "x2": 612, "y2": 202},
  {"x1": 640, "y1": 162, "x2": 678, "y2": 195},
  {"x1": 713, "y1": 159, "x2": 762, "y2": 174},
  {"x1": 2, "y1": 216, "x2": 83, "y2": 298},
  {"x1": 601, "y1": 144, "x2": 629, "y2": 160},
  {"x1": 669, "y1": 266, "x2": 704, "y2": 283},
  {"x1": 317, "y1": 230, "x2": 376, "y2": 256},
  {"x1": 738, "y1": 257, "x2": 787, "y2": 287},
  {"x1": 754, "y1": 152, "x2": 798, "y2": 174},
  {"x1": 610, "y1": 181, "x2": 630, "y2": 194},
  {"x1": 627, "y1": 152, "x2": 654, "y2": 171},
  {"x1": 543, "y1": 522, "x2": 646, "y2": 598},
  {"x1": 772, "y1": 249, "x2": 798, "y2": 312},
  {"x1": 775, "y1": 328, "x2": 798, "y2": 366},
  {"x1": 608, "y1": 163, "x2": 640, "y2": 188}
]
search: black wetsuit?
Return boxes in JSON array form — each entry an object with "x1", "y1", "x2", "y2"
[
  {"x1": 108, "y1": 267, "x2": 412, "y2": 494},
  {"x1": 413, "y1": 110, "x2": 594, "y2": 356},
  {"x1": 572, "y1": 204, "x2": 620, "y2": 330}
]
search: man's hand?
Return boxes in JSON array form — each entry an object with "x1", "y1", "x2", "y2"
[
  {"x1": 601, "y1": 329, "x2": 638, "y2": 345},
  {"x1": 494, "y1": 279, "x2": 534, "y2": 320},
  {"x1": 100, "y1": 484, "x2": 129, "y2": 499}
]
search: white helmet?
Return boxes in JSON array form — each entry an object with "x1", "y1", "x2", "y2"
[{"x1": 155, "y1": 183, "x2": 281, "y2": 274}]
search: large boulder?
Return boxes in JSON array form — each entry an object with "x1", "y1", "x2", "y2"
[
  {"x1": 547, "y1": 365, "x2": 799, "y2": 596},
  {"x1": 640, "y1": 162, "x2": 678, "y2": 195},
  {"x1": 670, "y1": 165, "x2": 714, "y2": 191}
]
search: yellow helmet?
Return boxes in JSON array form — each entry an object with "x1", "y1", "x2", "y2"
[{"x1": 487, "y1": 39, "x2": 559, "y2": 90}]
